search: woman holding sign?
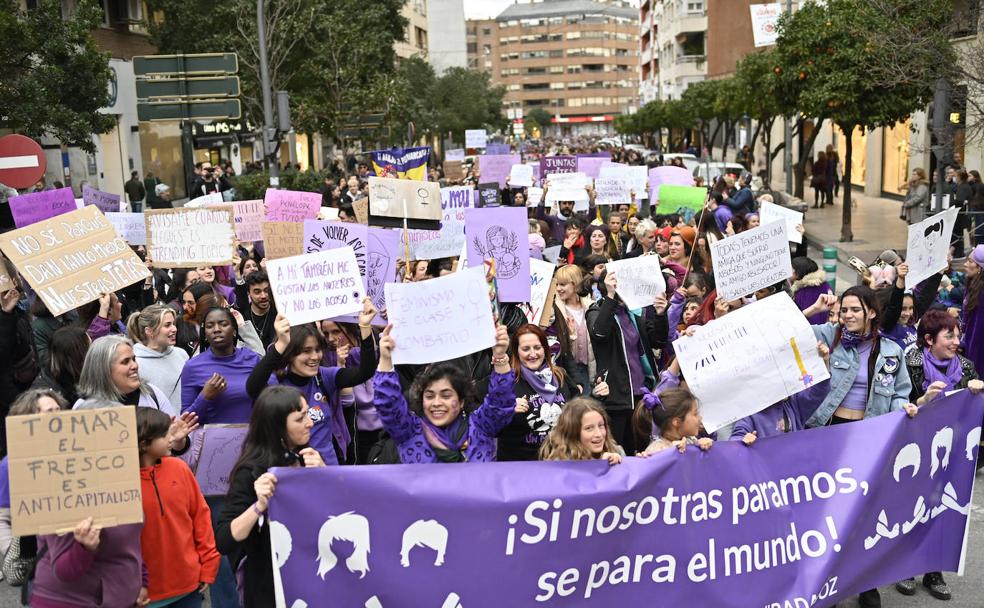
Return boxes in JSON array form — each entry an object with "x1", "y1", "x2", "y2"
[
  {"x1": 373, "y1": 323, "x2": 515, "y2": 463},
  {"x1": 245, "y1": 300, "x2": 379, "y2": 466}
]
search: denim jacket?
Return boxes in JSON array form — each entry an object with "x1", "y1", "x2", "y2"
[{"x1": 805, "y1": 323, "x2": 912, "y2": 428}]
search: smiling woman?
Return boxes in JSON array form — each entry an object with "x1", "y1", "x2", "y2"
[
  {"x1": 129, "y1": 304, "x2": 188, "y2": 407},
  {"x1": 74, "y1": 335, "x2": 178, "y2": 417}
]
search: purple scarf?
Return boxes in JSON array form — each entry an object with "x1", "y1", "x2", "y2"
[
  {"x1": 520, "y1": 365, "x2": 563, "y2": 404},
  {"x1": 922, "y1": 348, "x2": 963, "y2": 392},
  {"x1": 420, "y1": 416, "x2": 469, "y2": 463},
  {"x1": 840, "y1": 329, "x2": 872, "y2": 350}
]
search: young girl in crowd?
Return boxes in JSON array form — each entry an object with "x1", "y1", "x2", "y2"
[
  {"x1": 246, "y1": 300, "x2": 378, "y2": 465},
  {"x1": 129, "y1": 303, "x2": 188, "y2": 407},
  {"x1": 498, "y1": 324, "x2": 579, "y2": 461},
  {"x1": 321, "y1": 319, "x2": 381, "y2": 464},
  {"x1": 637, "y1": 384, "x2": 714, "y2": 455},
  {"x1": 138, "y1": 407, "x2": 219, "y2": 608},
  {"x1": 374, "y1": 323, "x2": 515, "y2": 463},
  {"x1": 539, "y1": 398, "x2": 623, "y2": 465},
  {"x1": 551, "y1": 264, "x2": 594, "y2": 392},
  {"x1": 216, "y1": 386, "x2": 325, "y2": 608}
]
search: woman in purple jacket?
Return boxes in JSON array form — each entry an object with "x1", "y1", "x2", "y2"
[
  {"x1": 373, "y1": 323, "x2": 515, "y2": 463},
  {"x1": 790, "y1": 257, "x2": 833, "y2": 325}
]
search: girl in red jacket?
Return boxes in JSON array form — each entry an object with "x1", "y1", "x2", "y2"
[{"x1": 137, "y1": 407, "x2": 220, "y2": 607}]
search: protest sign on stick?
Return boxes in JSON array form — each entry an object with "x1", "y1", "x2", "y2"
[
  {"x1": 384, "y1": 266, "x2": 496, "y2": 365},
  {"x1": 8, "y1": 188, "x2": 77, "y2": 228},
  {"x1": 606, "y1": 255, "x2": 666, "y2": 309},
  {"x1": 82, "y1": 185, "x2": 122, "y2": 213},
  {"x1": 368, "y1": 176, "x2": 441, "y2": 229},
  {"x1": 759, "y1": 201, "x2": 804, "y2": 244},
  {"x1": 905, "y1": 207, "x2": 958, "y2": 290},
  {"x1": 711, "y1": 220, "x2": 792, "y2": 301},
  {"x1": 674, "y1": 292, "x2": 829, "y2": 431},
  {"x1": 655, "y1": 185, "x2": 706, "y2": 214},
  {"x1": 266, "y1": 247, "x2": 364, "y2": 326},
  {"x1": 145, "y1": 208, "x2": 236, "y2": 268},
  {"x1": 261, "y1": 221, "x2": 304, "y2": 259},
  {"x1": 0, "y1": 206, "x2": 150, "y2": 316},
  {"x1": 264, "y1": 189, "x2": 321, "y2": 223},
  {"x1": 7, "y1": 407, "x2": 141, "y2": 536}
]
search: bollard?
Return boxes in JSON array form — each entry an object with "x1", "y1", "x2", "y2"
[{"x1": 823, "y1": 246, "x2": 837, "y2": 292}]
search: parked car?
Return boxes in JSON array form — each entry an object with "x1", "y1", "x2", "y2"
[
  {"x1": 693, "y1": 162, "x2": 747, "y2": 184},
  {"x1": 662, "y1": 153, "x2": 700, "y2": 174}
]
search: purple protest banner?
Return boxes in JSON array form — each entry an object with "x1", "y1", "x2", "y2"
[
  {"x1": 479, "y1": 154, "x2": 521, "y2": 188},
  {"x1": 269, "y1": 392, "x2": 982, "y2": 608},
  {"x1": 82, "y1": 185, "x2": 122, "y2": 213},
  {"x1": 8, "y1": 188, "x2": 76, "y2": 228},
  {"x1": 540, "y1": 155, "x2": 577, "y2": 176},
  {"x1": 649, "y1": 166, "x2": 695, "y2": 201},
  {"x1": 576, "y1": 154, "x2": 611, "y2": 179},
  {"x1": 465, "y1": 206, "x2": 530, "y2": 302},
  {"x1": 264, "y1": 189, "x2": 321, "y2": 223}
]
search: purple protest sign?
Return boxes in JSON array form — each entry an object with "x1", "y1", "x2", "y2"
[
  {"x1": 479, "y1": 154, "x2": 521, "y2": 188},
  {"x1": 8, "y1": 187, "x2": 77, "y2": 228},
  {"x1": 465, "y1": 207, "x2": 530, "y2": 302},
  {"x1": 486, "y1": 143, "x2": 512, "y2": 155},
  {"x1": 540, "y1": 155, "x2": 577, "y2": 176},
  {"x1": 82, "y1": 185, "x2": 122, "y2": 213},
  {"x1": 576, "y1": 154, "x2": 611, "y2": 179},
  {"x1": 269, "y1": 392, "x2": 982, "y2": 608},
  {"x1": 264, "y1": 189, "x2": 321, "y2": 223},
  {"x1": 649, "y1": 166, "x2": 695, "y2": 200},
  {"x1": 193, "y1": 424, "x2": 247, "y2": 496}
]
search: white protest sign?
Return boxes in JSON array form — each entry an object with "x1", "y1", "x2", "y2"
[
  {"x1": 545, "y1": 172, "x2": 590, "y2": 212},
  {"x1": 673, "y1": 292, "x2": 831, "y2": 432},
  {"x1": 606, "y1": 255, "x2": 666, "y2": 309},
  {"x1": 266, "y1": 247, "x2": 364, "y2": 326},
  {"x1": 465, "y1": 129, "x2": 487, "y2": 149},
  {"x1": 711, "y1": 220, "x2": 792, "y2": 301},
  {"x1": 446, "y1": 148, "x2": 465, "y2": 162},
  {"x1": 105, "y1": 212, "x2": 147, "y2": 245},
  {"x1": 508, "y1": 164, "x2": 534, "y2": 188},
  {"x1": 905, "y1": 207, "x2": 958, "y2": 290},
  {"x1": 599, "y1": 165, "x2": 648, "y2": 199},
  {"x1": 185, "y1": 192, "x2": 225, "y2": 208},
  {"x1": 526, "y1": 187, "x2": 544, "y2": 207},
  {"x1": 594, "y1": 177, "x2": 630, "y2": 206},
  {"x1": 542, "y1": 245, "x2": 561, "y2": 265},
  {"x1": 526, "y1": 259, "x2": 556, "y2": 325},
  {"x1": 384, "y1": 265, "x2": 495, "y2": 365},
  {"x1": 145, "y1": 208, "x2": 236, "y2": 268},
  {"x1": 759, "y1": 201, "x2": 804, "y2": 244}
]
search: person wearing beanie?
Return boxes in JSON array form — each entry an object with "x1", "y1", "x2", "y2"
[{"x1": 962, "y1": 245, "x2": 984, "y2": 376}]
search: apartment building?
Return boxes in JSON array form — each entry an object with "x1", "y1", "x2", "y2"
[
  {"x1": 396, "y1": 0, "x2": 430, "y2": 59},
  {"x1": 639, "y1": 0, "x2": 708, "y2": 103}
]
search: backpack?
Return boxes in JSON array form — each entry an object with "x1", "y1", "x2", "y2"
[{"x1": 366, "y1": 430, "x2": 402, "y2": 465}]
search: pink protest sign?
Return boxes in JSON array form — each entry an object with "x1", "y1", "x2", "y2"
[
  {"x1": 82, "y1": 185, "x2": 122, "y2": 213},
  {"x1": 264, "y1": 189, "x2": 321, "y2": 223},
  {"x1": 479, "y1": 154, "x2": 521, "y2": 188},
  {"x1": 8, "y1": 188, "x2": 77, "y2": 228},
  {"x1": 649, "y1": 166, "x2": 695, "y2": 200},
  {"x1": 233, "y1": 200, "x2": 264, "y2": 242}
]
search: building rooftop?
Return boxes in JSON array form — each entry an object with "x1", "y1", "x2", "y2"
[{"x1": 496, "y1": 0, "x2": 637, "y2": 21}]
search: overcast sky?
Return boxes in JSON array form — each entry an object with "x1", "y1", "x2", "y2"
[{"x1": 463, "y1": 0, "x2": 515, "y2": 19}]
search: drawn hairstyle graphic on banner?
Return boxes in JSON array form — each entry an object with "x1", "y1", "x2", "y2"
[
  {"x1": 317, "y1": 511, "x2": 371, "y2": 579},
  {"x1": 400, "y1": 519, "x2": 449, "y2": 568},
  {"x1": 473, "y1": 225, "x2": 521, "y2": 279}
]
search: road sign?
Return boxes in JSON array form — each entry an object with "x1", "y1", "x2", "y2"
[
  {"x1": 137, "y1": 99, "x2": 242, "y2": 121},
  {"x1": 0, "y1": 135, "x2": 46, "y2": 189},
  {"x1": 136, "y1": 76, "x2": 240, "y2": 99},
  {"x1": 133, "y1": 53, "x2": 238, "y2": 76}
]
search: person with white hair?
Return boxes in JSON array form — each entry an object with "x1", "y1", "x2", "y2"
[{"x1": 150, "y1": 183, "x2": 173, "y2": 209}]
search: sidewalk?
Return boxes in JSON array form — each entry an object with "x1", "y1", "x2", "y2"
[{"x1": 794, "y1": 190, "x2": 909, "y2": 265}]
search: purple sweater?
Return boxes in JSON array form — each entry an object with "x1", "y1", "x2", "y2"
[
  {"x1": 373, "y1": 370, "x2": 516, "y2": 463},
  {"x1": 31, "y1": 523, "x2": 145, "y2": 608},
  {"x1": 181, "y1": 347, "x2": 262, "y2": 424}
]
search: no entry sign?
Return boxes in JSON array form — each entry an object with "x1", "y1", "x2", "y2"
[{"x1": 0, "y1": 135, "x2": 46, "y2": 190}]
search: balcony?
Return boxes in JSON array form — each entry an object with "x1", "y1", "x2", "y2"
[{"x1": 641, "y1": 46, "x2": 653, "y2": 64}]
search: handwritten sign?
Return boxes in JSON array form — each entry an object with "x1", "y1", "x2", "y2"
[
  {"x1": 905, "y1": 207, "x2": 958, "y2": 290},
  {"x1": 0, "y1": 206, "x2": 150, "y2": 316},
  {"x1": 82, "y1": 185, "x2": 122, "y2": 213},
  {"x1": 6, "y1": 407, "x2": 141, "y2": 536},
  {"x1": 232, "y1": 200, "x2": 265, "y2": 242},
  {"x1": 479, "y1": 154, "x2": 521, "y2": 188},
  {"x1": 655, "y1": 184, "x2": 707, "y2": 214},
  {"x1": 478, "y1": 183, "x2": 500, "y2": 207},
  {"x1": 368, "y1": 176, "x2": 441, "y2": 228},
  {"x1": 507, "y1": 164, "x2": 534, "y2": 188},
  {"x1": 606, "y1": 255, "x2": 666, "y2": 309},
  {"x1": 711, "y1": 220, "x2": 792, "y2": 301},
  {"x1": 266, "y1": 247, "x2": 363, "y2": 326},
  {"x1": 599, "y1": 165, "x2": 648, "y2": 199},
  {"x1": 384, "y1": 266, "x2": 496, "y2": 365},
  {"x1": 8, "y1": 188, "x2": 77, "y2": 228},
  {"x1": 145, "y1": 208, "x2": 236, "y2": 268},
  {"x1": 594, "y1": 177, "x2": 630, "y2": 206},
  {"x1": 194, "y1": 425, "x2": 248, "y2": 496},
  {"x1": 758, "y1": 201, "x2": 804, "y2": 244},
  {"x1": 465, "y1": 129, "x2": 487, "y2": 149},
  {"x1": 526, "y1": 259, "x2": 556, "y2": 326},
  {"x1": 446, "y1": 148, "x2": 465, "y2": 162},
  {"x1": 544, "y1": 172, "x2": 590, "y2": 211},
  {"x1": 444, "y1": 160, "x2": 464, "y2": 181},
  {"x1": 261, "y1": 221, "x2": 304, "y2": 259},
  {"x1": 264, "y1": 189, "x2": 321, "y2": 223},
  {"x1": 409, "y1": 186, "x2": 473, "y2": 260},
  {"x1": 673, "y1": 293, "x2": 829, "y2": 432},
  {"x1": 527, "y1": 187, "x2": 544, "y2": 207},
  {"x1": 540, "y1": 155, "x2": 577, "y2": 175},
  {"x1": 185, "y1": 192, "x2": 224, "y2": 208},
  {"x1": 353, "y1": 198, "x2": 369, "y2": 225},
  {"x1": 105, "y1": 212, "x2": 147, "y2": 245}
]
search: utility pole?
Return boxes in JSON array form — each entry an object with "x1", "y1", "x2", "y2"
[
  {"x1": 257, "y1": 0, "x2": 279, "y2": 186},
  {"x1": 783, "y1": 0, "x2": 793, "y2": 195}
]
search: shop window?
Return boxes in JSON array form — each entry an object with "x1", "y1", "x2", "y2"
[{"x1": 881, "y1": 119, "x2": 911, "y2": 196}]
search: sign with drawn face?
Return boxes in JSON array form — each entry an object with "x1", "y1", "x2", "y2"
[
  {"x1": 368, "y1": 177, "x2": 441, "y2": 230},
  {"x1": 905, "y1": 207, "x2": 958, "y2": 290},
  {"x1": 464, "y1": 207, "x2": 530, "y2": 302}
]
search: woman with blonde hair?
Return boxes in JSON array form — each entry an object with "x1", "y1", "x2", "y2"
[
  {"x1": 539, "y1": 397, "x2": 623, "y2": 465},
  {"x1": 128, "y1": 303, "x2": 188, "y2": 407},
  {"x1": 901, "y1": 168, "x2": 929, "y2": 224},
  {"x1": 551, "y1": 264, "x2": 595, "y2": 392}
]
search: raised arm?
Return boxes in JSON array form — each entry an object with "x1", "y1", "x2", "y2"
[
  {"x1": 335, "y1": 298, "x2": 379, "y2": 389},
  {"x1": 468, "y1": 325, "x2": 516, "y2": 439}
]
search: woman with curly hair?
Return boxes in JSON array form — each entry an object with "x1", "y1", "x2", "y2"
[{"x1": 539, "y1": 398, "x2": 623, "y2": 465}]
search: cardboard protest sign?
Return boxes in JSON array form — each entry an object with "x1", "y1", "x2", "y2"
[
  {"x1": 384, "y1": 266, "x2": 496, "y2": 364},
  {"x1": 465, "y1": 129, "x2": 487, "y2": 149},
  {"x1": 508, "y1": 164, "x2": 534, "y2": 188},
  {"x1": 674, "y1": 292, "x2": 830, "y2": 432},
  {"x1": 478, "y1": 183, "x2": 501, "y2": 207},
  {"x1": 649, "y1": 166, "x2": 695, "y2": 201},
  {"x1": 540, "y1": 155, "x2": 576, "y2": 175},
  {"x1": 368, "y1": 176, "x2": 441, "y2": 230},
  {"x1": 193, "y1": 425, "x2": 248, "y2": 497},
  {"x1": 526, "y1": 187, "x2": 544, "y2": 207},
  {"x1": 526, "y1": 258, "x2": 557, "y2": 326},
  {"x1": 409, "y1": 186, "x2": 473, "y2": 260},
  {"x1": 264, "y1": 189, "x2": 321, "y2": 223},
  {"x1": 443, "y1": 160, "x2": 464, "y2": 181},
  {"x1": 0, "y1": 255, "x2": 13, "y2": 293},
  {"x1": 105, "y1": 212, "x2": 147, "y2": 245},
  {"x1": 8, "y1": 188, "x2": 77, "y2": 228},
  {"x1": 905, "y1": 207, "x2": 958, "y2": 290},
  {"x1": 606, "y1": 255, "x2": 666, "y2": 309},
  {"x1": 7, "y1": 407, "x2": 141, "y2": 536},
  {"x1": 82, "y1": 185, "x2": 122, "y2": 213},
  {"x1": 261, "y1": 221, "x2": 304, "y2": 259},
  {"x1": 479, "y1": 154, "x2": 520, "y2": 188},
  {"x1": 711, "y1": 220, "x2": 792, "y2": 301},
  {"x1": 759, "y1": 201, "x2": 804, "y2": 244},
  {"x1": 266, "y1": 247, "x2": 364, "y2": 326},
  {"x1": 465, "y1": 207, "x2": 530, "y2": 302},
  {"x1": 232, "y1": 200, "x2": 265, "y2": 242},
  {"x1": 656, "y1": 184, "x2": 707, "y2": 214},
  {"x1": 352, "y1": 198, "x2": 369, "y2": 225},
  {"x1": 594, "y1": 177, "x2": 630, "y2": 206},
  {"x1": 185, "y1": 192, "x2": 224, "y2": 208},
  {"x1": 446, "y1": 148, "x2": 465, "y2": 162},
  {"x1": 0, "y1": 206, "x2": 150, "y2": 316},
  {"x1": 145, "y1": 208, "x2": 236, "y2": 268}
]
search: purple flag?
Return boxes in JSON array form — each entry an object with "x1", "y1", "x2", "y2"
[
  {"x1": 649, "y1": 166, "x2": 695, "y2": 201},
  {"x1": 465, "y1": 207, "x2": 530, "y2": 302},
  {"x1": 269, "y1": 392, "x2": 982, "y2": 608},
  {"x1": 540, "y1": 155, "x2": 577, "y2": 176},
  {"x1": 8, "y1": 188, "x2": 77, "y2": 228},
  {"x1": 82, "y1": 185, "x2": 122, "y2": 213},
  {"x1": 479, "y1": 154, "x2": 521, "y2": 189}
]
